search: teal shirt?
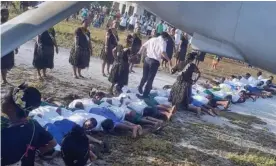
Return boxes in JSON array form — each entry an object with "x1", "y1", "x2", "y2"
[{"x1": 157, "y1": 23, "x2": 164, "y2": 34}]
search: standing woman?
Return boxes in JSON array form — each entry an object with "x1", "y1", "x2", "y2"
[
  {"x1": 169, "y1": 52, "x2": 201, "y2": 110},
  {"x1": 69, "y1": 19, "x2": 92, "y2": 78},
  {"x1": 1, "y1": 8, "x2": 18, "y2": 85},
  {"x1": 33, "y1": 27, "x2": 59, "y2": 80},
  {"x1": 101, "y1": 28, "x2": 118, "y2": 76},
  {"x1": 108, "y1": 45, "x2": 131, "y2": 95},
  {"x1": 175, "y1": 34, "x2": 189, "y2": 65},
  {"x1": 129, "y1": 32, "x2": 142, "y2": 73}
]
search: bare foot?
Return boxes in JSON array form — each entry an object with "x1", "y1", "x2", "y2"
[
  {"x1": 132, "y1": 125, "x2": 138, "y2": 138},
  {"x1": 171, "y1": 105, "x2": 177, "y2": 114},
  {"x1": 73, "y1": 75, "x2": 79, "y2": 79},
  {"x1": 137, "y1": 125, "x2": 143, "y2": 136},
  {"x1": 79, "y1": 75, "x2": 85, "y2": 78},
  {"x1": 196, "y1": 108, "x2": 201, "y2": 117},
  {"x1": 131, "y1": 70, "x2": 135, "y2": 73},
  {"x1": 102, "y1": 73, "x2": 107, "y2": 77}
]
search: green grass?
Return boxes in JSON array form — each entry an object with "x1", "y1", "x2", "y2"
[{"x1": 227, "y1": 153, "x2": 276, "y2": 166}]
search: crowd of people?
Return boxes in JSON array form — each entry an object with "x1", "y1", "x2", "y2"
[{"x1": 2, "y1": 5, "x2": 276, "y2": 166}]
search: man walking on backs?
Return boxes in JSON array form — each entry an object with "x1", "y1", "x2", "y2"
[{"x1": 137, "y1": 32, "x2": 172, "y2": 98}]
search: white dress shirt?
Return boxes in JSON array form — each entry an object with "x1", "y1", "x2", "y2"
[{"x1": 142, "y1": 36, "x2": 167, "y2": 62}]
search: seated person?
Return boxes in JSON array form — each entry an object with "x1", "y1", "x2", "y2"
[{"x1": 61, "y1": 125, "x2": 96, "y2": 166}]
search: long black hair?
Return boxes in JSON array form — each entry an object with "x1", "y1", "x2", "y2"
[{"x1": 61, "y1": 125, "x2": 90, "y2": 166}]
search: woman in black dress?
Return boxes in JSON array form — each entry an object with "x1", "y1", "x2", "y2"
[
  {"x1": 169, "y1": 52, "x2": 201, "y2": 110},
  {"x1": 108, "y1": 45, "x2": 130, "y2": 95},
  {"x1": 69, "y1": 19, "x2": 92, "y2": 78},
  {"x1": 125, "y1": 34, "x2": 133, "y2": 48},
  {"x1": 1, "y1": 8, "x2": 19, "y2": 85},
  {"x1": 129, "y1": 33, "x2": 142, "y2": 73},
  {"x1": 175, "y1": 34, "x2": 189, "y2": 65},
  {"x1": 195, "y1": 51, "x2": 206, "y2": 66},
  {"x1": 33, "y1": 27, "x2": 58, "y2": 80},
  {"x1": 101, "y1": 28, "x2": 118, "y2": 77}
]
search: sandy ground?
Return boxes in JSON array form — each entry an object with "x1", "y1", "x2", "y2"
[{"x1": 1, "y1": 40, "x2": 276, "y2": 166}]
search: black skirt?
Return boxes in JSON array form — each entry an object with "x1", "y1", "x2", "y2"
[
  {"x1": 69, "y1": 45, "x2": 90, "y2": 69},
  {"x1": 100, "y1": 45, "x2": 115, "y2": 65},
  {"x1": 33, "y1": 43, "x2": 54, "y2": 69},
  {"x1": 108, "y1": 62, "x2": 129, "y2": 86},
  {"x1": 1, "y1": 52, "x2": 14, "y2": 70},
  {"x1": 169, "y1": 75, "x2": 192, "y2": 110}
]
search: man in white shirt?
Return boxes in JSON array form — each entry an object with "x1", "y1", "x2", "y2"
[
  {"x1": 137, "y1": 32, "x2": 172, "y2": 98},
  {"x1": 128, "y1": 14, "x2": 137, "y2": 31},
  {"x1": 174, "y1": 29, "x2": 182, "y2": 48},
  {"x1": 257, "y1": 71, "x2": 263, "y2": 80}
]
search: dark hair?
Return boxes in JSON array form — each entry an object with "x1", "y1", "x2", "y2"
[
  {"x1": 107, "y1": 28, "x2": 112, "y2": 35},
  {"x1": 231, "y1": 75, "x2": 236, "y2": 79},
  {"x1": 237, "y1": 76, "x2": 242, "y2": 80},
  {"x1": 83, "y1": 118, "x2": 98, "y2": 131},
  {"x1": 101, "y1": 119, "x2": 114, "y2": 132},
  {"x1": 21, "y1": 87, "x2": 41, "y2": 109},
  {"x1": 181, "y1": 35, "x2": 186, "y2": 41},
  {"x1": 143, "y1": 107, "x2": 155, "y2": 117},
  {"x1": 161, "y1": 32, "x2": 169, "y2": 39},
  {"x1": 186, "y1": 52, "x2": 197, "y2": 62},
  {"x1": 266, "y1": 80, "x2": 272, "y2": 85},
  {"x1": 61, "y1": 125, "x2": 89, "y2": 166},
  {"x1": 245, "y1": 73, "x2": 251, "y2": 78},
  {"x1": 269, "y1": 76, "x2": 274, "y2": 80},
  {"x1": 75, "y1": 102, "x2": 84, "y2": 110},
  {"x1": 257, "y1": 71, "x2": 262, "y2": 76}
]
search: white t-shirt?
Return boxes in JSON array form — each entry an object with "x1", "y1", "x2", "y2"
[
  {"x1": 175, "y1": 29, "x2": 182, "y2": 45},
  {"x1": 154, "y1": 96, "x2": 171, "y2": 106},
  {"x1": 120, "y1": 17, "x2": 127, "y2": 27},
  {"x1": 127, "y1": 101, "x2": 148, "y2": 115},
  {"x1": 108, "y1": 105, "x2": 126, "y2": 121},
  {"x1": 129, "y1": 16, "x2": 136, "y2": 25},
  {"x1": 147, "y1": 24, "x2": 152, "y2": 31},
  {"x1": 258, "y1": 75, "x2": 264, "y2": 80},
  {"x1": 68, "y1": 98, "x2": 96, "y2": 112},
  {"x1": 143, "y1": 36, "x2": 167, "y2": 62},
  {"x1": 66, "y1": 112, "x2": 95, "y2": 126},
  {"x1": 30, "y1": 106, "x2": 62, "y2": 123}
]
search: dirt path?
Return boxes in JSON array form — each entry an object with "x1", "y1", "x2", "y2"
[{"x1": 1, "y1": 41, "x2": 276, "y2": 166}]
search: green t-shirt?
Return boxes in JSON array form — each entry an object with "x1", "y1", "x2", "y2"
[{"x1": 157, "y1": 23, "x2": 164, "y2": 34}]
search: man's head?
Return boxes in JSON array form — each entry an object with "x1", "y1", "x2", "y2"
[
  {"x1": 257, "y1": 71, "x2": 262, "y2": 77},
  {"x1": 1, "y1": 8, "x2": 9, "y2": 23},
  {"x1": 83, "y1": 118, "x2": 98, "y2": 132},
  {"x1": 61, "y1": 125, "x2": 89, "y2": 166},
  {"x1": 82, "y1": 19, "x2": 89, "y2": 28},
  {"x1": 186, "y1": 52, "x2": 197, "y2": 62},
  {"x1": 101, "y1": 119, "x2": 114, "y2": 132},
  {"x1": 245, "y1": 73, "x2": 251, "y2": 79},
  {"x1": 75, "y1": 102, "x2": 84, "y2": 110},
  {"x1": 160, "y1": 32, "x2": 170, "y2": 41},
  {"x1": 269, "y1": 76, "x2": 274, "y2": 81}
]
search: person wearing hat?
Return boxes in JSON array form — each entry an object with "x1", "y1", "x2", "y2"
[
  {"x1": 1, "y1": 84, "x2": 57, "y2": 166},
  {"x1": 1, "y1": 8, "x2": 19, "y2": 85},
  {"x1": 69, "y1": 19, "x2": 92, "y2": 79},
  {"x1": 169, "y1": 52, "x2": 201, "y2": 111}
]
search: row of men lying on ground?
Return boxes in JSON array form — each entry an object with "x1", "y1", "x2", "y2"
[
  {"x1": 3, "y1": 73, "x2": 275, "y2": 166},
  {"x1": 31, "y1": 71, "x2": 276, "y2": 148}
]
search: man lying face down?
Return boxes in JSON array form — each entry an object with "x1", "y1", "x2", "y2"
[{"x1": 72, "y1": 101, "x2": 143, "y2": 138}]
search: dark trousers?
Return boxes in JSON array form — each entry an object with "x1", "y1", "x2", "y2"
[{"x1": 139, "y1": 57, "x2": 160, "y2": 97}]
